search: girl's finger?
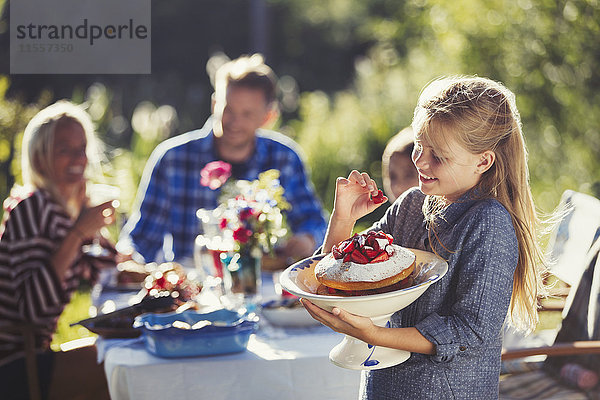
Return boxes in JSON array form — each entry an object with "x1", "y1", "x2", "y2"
[
  {"x1": 336, "y1": 177, "x2": 350, "y2": 187},
  {"x1": 348, "y1": 170, "x2": 366, "y2": 186},
  {"x1": 369, "y1": 178, "x2": 379, "y2": 194},
  {"x1": 302, "y1": 299, "x2": 334, "y2": 320},
  {"x1": 361, "y1": 173, "x2": 374, "y2": 191},
  {"x1": 332, "y1": 307, "x2": 361, "y2": 327},
  {"x1": 301, "y1": 300, "x2": 330, "y2": 325}
]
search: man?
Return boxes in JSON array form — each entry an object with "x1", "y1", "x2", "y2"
[{"x1": 119, "y1": 54, "x2": 327, "y2": 265}]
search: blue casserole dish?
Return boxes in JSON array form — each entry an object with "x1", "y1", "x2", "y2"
[{"x1": 133, "y1": 309, "x2": 259, "y2": 358}]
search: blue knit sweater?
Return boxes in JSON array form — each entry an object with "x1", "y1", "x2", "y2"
[{"x1": 360, "y1": 188, "x2": 518, "y2": 399}]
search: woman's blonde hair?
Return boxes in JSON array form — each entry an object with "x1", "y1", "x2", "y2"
[
  {"x1": 21, "y1": 100, "x2": 101, "y2": 213},
  {"x1": 412, "y1": 76, "x2": 546, "y2": 332}
]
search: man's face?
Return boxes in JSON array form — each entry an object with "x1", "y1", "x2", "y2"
[{"x1": 214, "y1": 86, "x2": 271, "y2": 148}]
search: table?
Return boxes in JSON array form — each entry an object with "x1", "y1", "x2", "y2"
[
  {"x1": 101, "y1": 328, "x2": 361, "y2": 400},
  {"x1": 95, "y1": 272, "x2": 362, "y2": 400}
]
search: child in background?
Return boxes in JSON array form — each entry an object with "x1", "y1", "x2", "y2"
[
  {"x1": 302, "y1": 76, "x2": 546, "y2": 399},
  {"x1": 381, "y1": 126, "x2": 418, "y2": 202}
]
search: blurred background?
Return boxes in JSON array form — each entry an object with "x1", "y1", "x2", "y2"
[
  {"x1": 1, "y1": 0, "x2": 599, "y2": 228},
  {"x1": 1, "y1": 0, "x2": 599, "y2": 346}
]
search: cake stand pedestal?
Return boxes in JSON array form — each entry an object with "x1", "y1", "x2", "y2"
[
  {"x1": 280, "y1": 249, "x2": 448, "y2": 371},
  {"x1": 329, "y1": 313, "x2": 410, "y2": 370}
]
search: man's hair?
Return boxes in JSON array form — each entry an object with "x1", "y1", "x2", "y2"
[{"x1": 214, "y1": 54, "x2": 278, "y2": 105}]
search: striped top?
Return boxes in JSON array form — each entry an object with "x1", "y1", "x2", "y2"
[{"x1": 0, "y1": 187, "x2": 103, "y2": 362}]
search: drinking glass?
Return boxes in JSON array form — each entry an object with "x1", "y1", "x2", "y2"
[{"x1": 81, "y1": 184, "x2": 120, "y2": 257}]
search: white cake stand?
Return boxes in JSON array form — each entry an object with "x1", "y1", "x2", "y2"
[{"x1": 279, "y1": 248, "x2": 448, "y2": 370}]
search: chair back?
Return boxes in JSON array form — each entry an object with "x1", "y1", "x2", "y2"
[
  {"x1": 546, "y1": 190, "x2": 600, "y2": 286},
  {"x1": 0, "y1": 322, "x2": 41, "y2": 400}
]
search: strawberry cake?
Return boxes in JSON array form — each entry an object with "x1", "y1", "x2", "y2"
[{"x1": 315, "y1": 231, "x2": 416, "y2": 296}]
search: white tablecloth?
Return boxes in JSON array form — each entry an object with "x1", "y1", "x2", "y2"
[
  {"x1": 101, "y1": 326, "x2": 361, "y2": 400},
  {"x1": 96, "y1": 271, "x2": 361, "y2": 400}
]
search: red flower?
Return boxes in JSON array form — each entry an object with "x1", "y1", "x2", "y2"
[
  {"x1": 233, "y1": 227, "x2": 253, "y2": 243},
  {"x1": 153, "y1": 276, "x2": 166, "y2": 289},
  {"x1": 219, "y1": 218, "x2": 228, "y2": 229},
  {"x1": 200, "y1": 161, "x2": 232, "y2": 190},
  {"x1": 239, "y1": 207, "x2": 256, "y2": 221}
]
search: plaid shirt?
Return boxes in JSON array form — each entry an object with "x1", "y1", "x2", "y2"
[
  {"x1": 120, "y1": 119, "x2": 327, "y2": 262},
  {"x1": 361, "y1": 188, "x2": 519, "y2": 399}
]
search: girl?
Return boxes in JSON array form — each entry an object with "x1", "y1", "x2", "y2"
[
  {"x1": 302, "y1": 76, "x2": 545, "y2": 399},
  {"x1": 0, "y1": 101, "x2": 116, "y2": 399}
]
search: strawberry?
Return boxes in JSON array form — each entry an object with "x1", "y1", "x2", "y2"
[
  {"x1": 355, "y1": 234, "x2": 366, "y2": 247},
  {"x1": 368, "y1": 234, "x2": 382, "y2": 248},
  {"x1": 371, "y1": 251, "x2": 390, "y2": 263},
  {"x1": 385, "y1": 233, "x2": 394, "y2": 245},
  {"x1": 372, "y1": 231, "x2": 386, "y2": 240},
  {"x1": 363, "y1": 246, "x2": 380, "y2": 258},
  {"x1": 332, "y1": 246, "x2": 343, "y2": 259},
  {"x1": 370, "y1": 237, "x2": 380, "y2": 251},
  {"x1": 343, "y1": 253, "x2": 352, "y2": 262},
  {"x1": 371, "y1": 190, "x2": 386, "y2": 204},
  {"x1": 340, "y1": 239, "x2": 355, "y2": 254},
  {"x1": 371, "y1": 237, "x2": 381, "y2": 252},
  {"x1": 350, "y1": 249, "x2": 369, "y2": 264}
]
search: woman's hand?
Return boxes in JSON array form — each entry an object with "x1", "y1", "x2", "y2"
[
  {"x1": 72, "y1": 200, "x2": 116, "y2": 240},
  {"x1": 301, "y1": 298, "x2": 378, "y2": 343},
  {"x1": 52, "y1": 200, "x2": 115, "y2": 280}
]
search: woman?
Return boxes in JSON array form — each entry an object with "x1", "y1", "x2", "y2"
[{"x1": 0, "y1": 101, "x2": 115, "y2": 399}]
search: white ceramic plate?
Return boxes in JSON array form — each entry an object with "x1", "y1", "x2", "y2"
[
  {"x1": 280, "y1": 248, "x2": 448, "y2": 317},
  {"x1": 260, "y1": 298, "x2": 320, "y2": 328},
  {"x1": 279, "y1": 249, "x2": 448, "y2": 370}
]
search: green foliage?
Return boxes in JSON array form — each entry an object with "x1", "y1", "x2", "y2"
[
  {"x1": 0, "y1": 77, "x2": 47, "y2": 208},
  {"x1": 51, "y1": 290, "x2": 95, "y2": 350},
  {"x1": 108, "y1": 101, "x2": 178, "y2": 218},
  {"x1": 289, "y1": 0, "x2": 600, "y2": 219}
]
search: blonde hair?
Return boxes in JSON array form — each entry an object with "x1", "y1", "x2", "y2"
[
  {"x1": 21, "y1": 100, "x2": 101, "y2": 213},
  {"x1": 412, "y1": 76, "x2": 545, "y2": 332}
]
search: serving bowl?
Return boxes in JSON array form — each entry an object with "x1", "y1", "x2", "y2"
[
  {"x1": 260, "y1": 297, "x2": 321, "y2": 328},
  {"x1": 133, "y1": 308, "x2": 259, "y2": 358},
  {"x1": 280, "y1": 248, "x2": 448, "y2": 370}
]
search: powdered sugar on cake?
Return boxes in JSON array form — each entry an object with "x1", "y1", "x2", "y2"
[{"x1": 315, "y1": 244, "x2": 415, "y2": 283}]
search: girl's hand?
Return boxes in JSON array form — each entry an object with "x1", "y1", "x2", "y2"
[
  {"x1": 72, "y1": 200, "x2": 116, "y2": 240},
  {"x1": 322, "y1": 170, "x2": 388, "y2": 253},
  {"x1": 301, "y1": 298, "x2": 378, "y2": 343},
  {"x1": 333, "y1": 170, "x2": 387, "y2": 222}
]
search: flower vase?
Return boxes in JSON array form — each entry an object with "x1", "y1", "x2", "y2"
[{"x1": 221, "y1": 248, "x2": 262, "y2": 309}]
